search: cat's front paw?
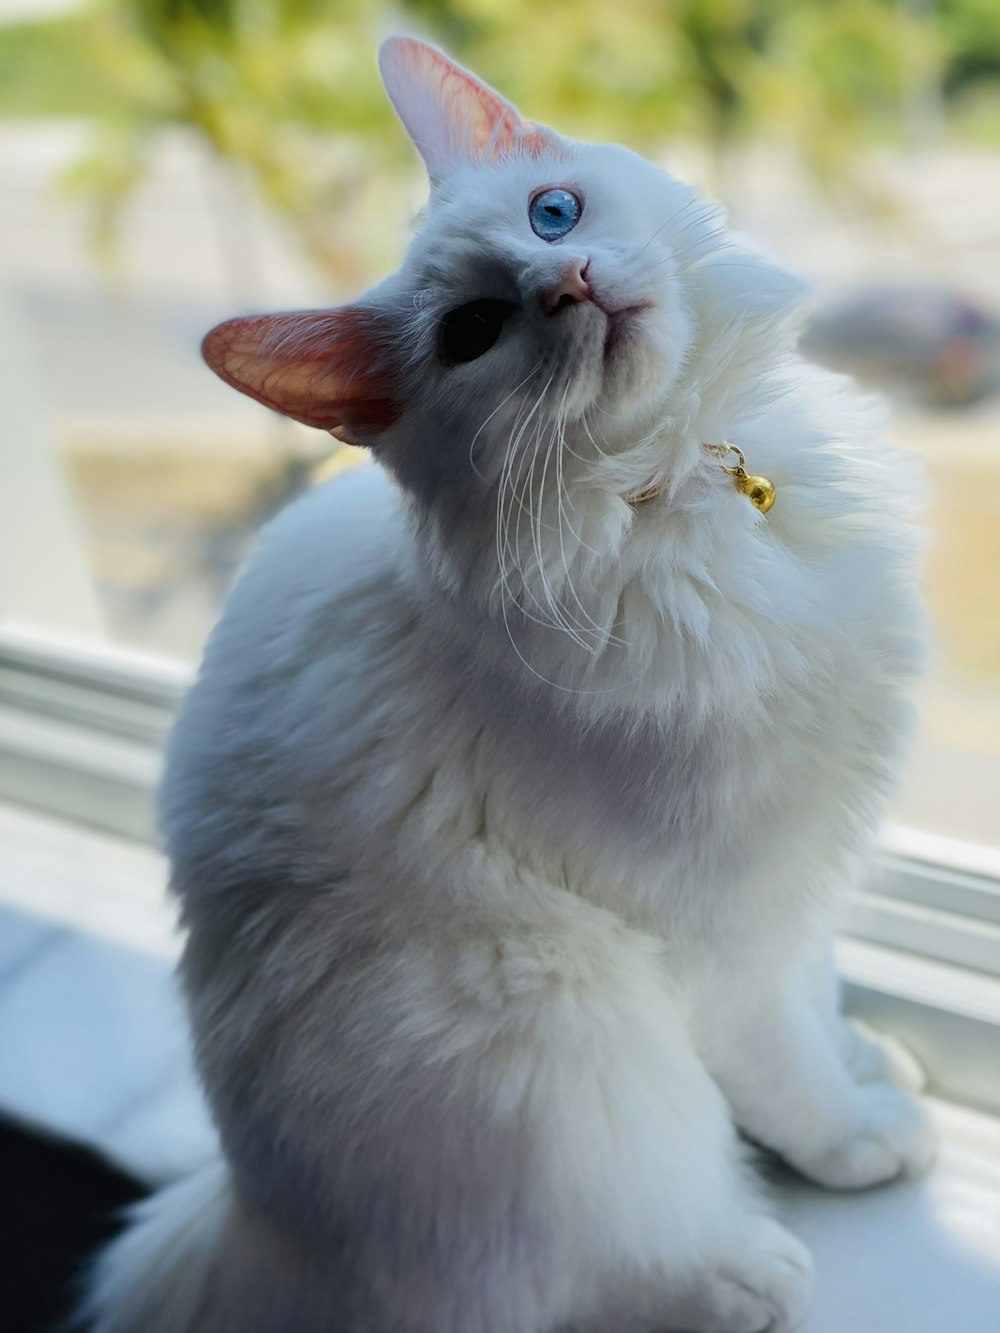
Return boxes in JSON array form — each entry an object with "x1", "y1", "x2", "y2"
[
  {"x1": 797, "y1": 1081, "x2": 937, "y2": 1190},
  {"x1": 842, "y1": 1019, "x2": 926, "y2": 1092},
  {"x1": 692, "y1": 1216, "x2": 812, "y2": 1333}
]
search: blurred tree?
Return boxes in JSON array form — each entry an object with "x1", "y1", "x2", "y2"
[
  {"x1": 402, "y1": 0, "x2": 939, "y2": 180},
  {"x1": 0, "y1": 0, "x2": 411, "y2": 288},
  {"x1": 2, "y1": 0, "x2": 994, "y2": 283},
  {"x1": 940, "y1": 0, "x2": 1000, "y2": 96}
]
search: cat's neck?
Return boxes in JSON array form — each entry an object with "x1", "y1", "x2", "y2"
[
  {"x1": 404, "y1": 434, "x2": 798, "y2": 726},
  {"x1": 402, "y1": 339, "x2": 909, "y2": 729}
]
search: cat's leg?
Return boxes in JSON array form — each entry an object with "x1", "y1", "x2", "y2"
[
  {"x1": 839, "y1": 1015, "x2": 927, "y2": 1090},
  {"x1": 195, "y1": 878, "x2": 812, "y2": 1333},
  {"x1": 571, "y1": 1209, "x2": 813, "y2": 1333},
  {"x1": 696, "y1": 935, "x2": 936, "y2": 1191},
  {"x1": 396, "y1": 900, "x2": 815, "y2": 1333},
  {"x1": 803, "y1": 935, "x2": 926, "y2": 1091}
]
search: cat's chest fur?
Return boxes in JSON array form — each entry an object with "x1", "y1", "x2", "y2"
[
  {"x1": 441, "y1": 604, "x2": 907, "y2": 934},
  {"x1": 425, "y1": 481, "x2": 916, "y2": 908},
  {"x1": 167, "y1": 464, "x2": 917, "y2": 950}
]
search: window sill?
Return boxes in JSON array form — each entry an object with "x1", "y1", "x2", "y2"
[{"x1": 0, "y1": 801, "x2": 998, "y2": 1333}]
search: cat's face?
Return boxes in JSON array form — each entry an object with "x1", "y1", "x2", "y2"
[
  {"x1": 388, "y1": 141, "x2": 694, "y2": 457},
  {"x1": 203, "y1": 38, "x2": 805, "y2": 673},
  {"x1": 202, "y1": 38, "x2": 711, "y2": 507}
]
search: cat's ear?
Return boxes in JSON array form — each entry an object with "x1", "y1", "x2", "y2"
[
  {"x1": 201, "y1": 307, "x2": 401, "y2": 444},
  {"x1": 379, "y1": 36, "x2": 557, "y2": 182}
]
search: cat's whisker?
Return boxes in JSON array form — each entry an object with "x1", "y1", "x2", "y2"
[
  {"x1": 560, "y1": 448, "x2": 630, "y2": 652},
  {"x1": 501, "y1": 379, "x2": 603, "y2": 653},
  {"x1": 495, "y1": 400, "x2": 532, "y2": 622},
  {"x1": 552, "y1": 407, "x2": 629, "y2": 652},
  {"x1": 580, "y1": 410, "x2": 612, "y2": 462},
  {"x1": 552, "y1": 491, "x2": 605, "y2": 655},
  {"x1": 494, "y1": 393, "x2": 527, "y2": 607},
  {"x1": 527, "y1": 387, "x2": 582, "y2": 638},
  {"x1": 556, "y1": 433, "x2": 598, "y2": 466},
  {"x1": 501, "y1": 380, "x2": 547, "y2": 566},
  {"x1": 531, "y1": 413, "x2": 596, "y2": 652},
  {"x1": 496, "y1": 419, "x2": 637, "y2": 696},
  {"x1": 468, "y1": 361, "x2": 543, "y2": 480},
  {"x1": 638, "y1": 194, "x2": 707, "y2": 260},
  {"x1": 638, "y1": 215, "x2": 676, "y2": 256},
  {"x1": 497, "y1": 374, "x2": 566, "y2": 638},
  {"x1": 518, "y1": 405, "x2": 587, "y2": 646},
  {"x1": 547, "y1": 388, "x2": 604, "y2": 631},
  {"x1": 552, "y1": 416, "x2": 605, "y2": 559},
  {"x1": 549, "y1": 382, "x2": 578, "y2": 516},
  {"x1": 496, "y1": 371, "x2": 622, "y2": 658}
]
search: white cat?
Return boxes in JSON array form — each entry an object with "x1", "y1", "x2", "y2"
[{"x1": 87, "y1": 37, "x2": 936, "y2": 1333}]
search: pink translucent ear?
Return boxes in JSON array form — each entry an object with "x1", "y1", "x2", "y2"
[
  {"x1": 379, "y1": 36, "x2": 556, "y2": 181},
  {"x1": 201, "y1": 308, "x2": 401, "y2": 443}
]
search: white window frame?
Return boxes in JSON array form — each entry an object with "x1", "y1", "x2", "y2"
[{"x1": 2, "y1": 622, "x2": 998, "y2": 1115}]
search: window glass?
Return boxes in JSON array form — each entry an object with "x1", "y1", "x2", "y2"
[{"x1": 2, "y1": 3, "x2": 999, "y2": 848}]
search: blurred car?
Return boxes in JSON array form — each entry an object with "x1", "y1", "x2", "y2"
[{"x1": 801, "y1": 286, "x2": 1000, "y2": 406}]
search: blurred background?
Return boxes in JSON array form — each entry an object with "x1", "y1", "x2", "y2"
[{"x1": 2, "y1": 0, "x2": 1000, "y2": 846}]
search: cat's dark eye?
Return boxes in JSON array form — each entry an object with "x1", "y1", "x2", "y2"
[
  {"x1": 440, "y1": 299, "x2": 514, "y2": 365},
  {"x1": 529, "y1": 188, "x2": 583, "y2": 242}
]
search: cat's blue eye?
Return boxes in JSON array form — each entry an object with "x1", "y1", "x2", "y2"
[{"x1": 529, "y1": 188, "x2": 582, "y2": 242}]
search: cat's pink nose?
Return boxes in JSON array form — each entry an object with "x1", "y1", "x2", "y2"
[{"x1": 540, "y1": 260, "x2": 591, "y2": 315}]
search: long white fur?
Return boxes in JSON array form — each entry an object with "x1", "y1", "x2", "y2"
[{"x1": 87, "y1": 37, "x2": 936, "y2": 1333}]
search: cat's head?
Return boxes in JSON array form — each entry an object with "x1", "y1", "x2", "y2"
[{"x1": 204, "y1": 38, "x2": 804, "y2": 647}]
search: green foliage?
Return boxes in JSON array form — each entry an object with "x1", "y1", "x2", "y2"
[
  {"x1": 0, "y1": 0, "x2": 997, "y2": 280},
  {"x1": 400, "y1": 0, "x2": 933, "y2": 157},
  {"x1": 0, "y1": 18, "x2": 129, "y2": 116},
  {"x1": 2, "y1": 1, "x2": 410, "y2": 280},
  {"x1": 940, "y1": 0, "x2": 1000, "y2": 95}
]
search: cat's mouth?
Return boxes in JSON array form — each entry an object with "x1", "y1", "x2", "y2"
[
  {"x1": 540, "y1": 268, "x2": 650, "y2": 366},
  {"x1": 600, "y1": 303, "x2": 650, "y2": 362}
]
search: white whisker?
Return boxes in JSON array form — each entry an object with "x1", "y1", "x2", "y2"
[
  {"x1": 553, "y1": 402, "x2": 628, "y2": 651},
  {"x1": 468, "y1": 362, "x2": 543, "y2": 480},
  {"x1": 531, "y1": 411, "x2": 594, "y2": 651}
]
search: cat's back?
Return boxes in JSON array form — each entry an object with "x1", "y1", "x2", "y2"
[
  {"x1": 161, "y1": 461, "x2": 416, "y2": 876},
  {"x1": 210, "y1": 460, "x2": 403, "y2": 661}
]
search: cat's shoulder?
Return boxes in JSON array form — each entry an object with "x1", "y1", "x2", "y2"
[
  {"x1": 163, "y1": 460, "x2": 412, "y2": 829},
  {"x1": 252, "y1": 459, "x2": 401, "y2": 594},
  {"x1": 189, "y1": 460, "x2": 408, "y2": 699},
  {"x1": 217, "y1": 461, "x2": 402, "y2": 629}
]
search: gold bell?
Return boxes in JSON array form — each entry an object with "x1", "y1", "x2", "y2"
[
  {"x1": 736, "y1": 472, "x2": 776, "y2": 514},
  {"x1": 711, "y1": 442, "x2": 776, "y2": 515}
]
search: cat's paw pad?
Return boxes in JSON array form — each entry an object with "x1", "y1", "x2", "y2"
[
  {"x1": 843, "y1": 1019, "x2": 927, "y2": 1091},
  {"x1": 800, "y1": 1082, "x2": 937, "y2": 1190},
  {"x1": 694, "y1": 1216, "x2": 812, "y2": 1332}
]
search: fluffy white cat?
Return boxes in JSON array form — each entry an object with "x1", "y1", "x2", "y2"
[{"x1": 87, "y1": 37, "x2": 936, "y2": 1333}]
